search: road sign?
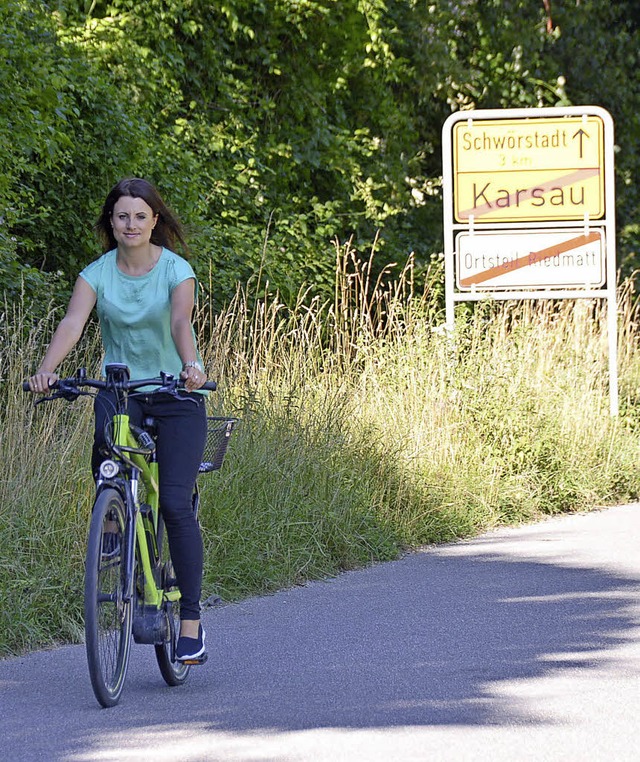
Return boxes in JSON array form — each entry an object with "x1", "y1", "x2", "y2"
[
  {"x1": 452, "y1": 115, "x2": 606, "y2": 222},
  {"x1": 456, "y1": 228, "x2": 605, "y2": 290},
  {"x1": 442, "y1": 106, "x2": 618, "y2": 413}
]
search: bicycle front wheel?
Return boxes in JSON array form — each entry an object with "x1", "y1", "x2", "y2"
[
  {"x1": 84, "y1": 488, "x2": 133, "y2": 707},
  {"x1": 154, "y1": 515, "x2": 190, "y2": 686}
]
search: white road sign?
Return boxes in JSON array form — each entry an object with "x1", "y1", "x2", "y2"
[{"x1": 456, "y1": 229, "x2": 605, "y2": 290}]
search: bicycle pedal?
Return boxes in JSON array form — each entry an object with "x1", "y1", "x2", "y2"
[{"x1": 179, "y1": 652, "x2": 208, "y2": 666}]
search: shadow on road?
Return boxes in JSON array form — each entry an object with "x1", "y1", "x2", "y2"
[
  {"x1": 200, "y1": 540, "x2": 640, "y2": 730},
  {"x1": 3, "y1": 512, "x2": 640, "y2": 759}
]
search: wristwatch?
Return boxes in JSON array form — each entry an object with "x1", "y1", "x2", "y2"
[{"x1": 182, "y1": 360, "x2": 204, "y2": 373}]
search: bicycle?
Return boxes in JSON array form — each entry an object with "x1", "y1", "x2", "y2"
[{"x1": 24, "y1": 363, "x2": 236, "y2": 708}]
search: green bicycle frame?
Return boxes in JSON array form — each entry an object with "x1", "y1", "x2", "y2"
[{"x1": 112, "y1": 413, "x2": 180, "y2": 608}]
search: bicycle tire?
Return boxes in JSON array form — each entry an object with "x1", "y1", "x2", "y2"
[
  {"x1": 154, "y1": 515, "x2": 190, "y2": 686},
  {"x1": 84, "y1": 488, "x2": 133, "y2": 707}
]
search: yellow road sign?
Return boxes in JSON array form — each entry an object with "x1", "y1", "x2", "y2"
[{"x1": 452, "y1": 116, "x2": 606, "y2": 222}]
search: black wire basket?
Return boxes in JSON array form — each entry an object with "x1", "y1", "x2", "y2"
[{"x1": 199, "y1": 417, "x2": 238, "y2": 473}]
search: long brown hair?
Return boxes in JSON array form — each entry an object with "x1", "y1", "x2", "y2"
[{"x1": 95, "y1": 178, "x2": 189, "y2": 256}]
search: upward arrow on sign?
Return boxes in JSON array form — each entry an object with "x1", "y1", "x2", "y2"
[{"x1": 572, "y1": 128, "x2": 590, "y2": 159}]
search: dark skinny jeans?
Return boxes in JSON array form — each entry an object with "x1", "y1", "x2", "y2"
[{"x1": 92, "y1": 390, "x2": 207, "y2": 620}]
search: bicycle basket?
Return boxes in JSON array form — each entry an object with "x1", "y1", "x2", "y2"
[{"x1": 199, "y1": 417, "x2": 238, "y2": 473}]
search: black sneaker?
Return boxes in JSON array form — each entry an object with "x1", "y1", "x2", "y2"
[
  {"x1": 101, "y1": 531, "x2": 120, "y2": 559},
  {"x1": 176, "y1": 624, "x2": 206, "y2": 662}
]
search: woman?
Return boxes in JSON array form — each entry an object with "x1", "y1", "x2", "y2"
[{"x1": 29, "y1": 178, "x2": 208, "y2": 662}]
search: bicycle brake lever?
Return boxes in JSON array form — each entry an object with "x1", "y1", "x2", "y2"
[
  {"x1": 168, "y1": 388, "x2": 200, "y2": 405},
  {"x1": 34, "y1": 396, "x2": 51, "y2": 406},
  {"x1": 35, "y1": 386, "x2": 84, "y2": 404},
  {"x1": 34, "y1": 391, "x2": 64, "y2": 405}
]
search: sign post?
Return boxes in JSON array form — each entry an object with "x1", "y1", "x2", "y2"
[{"x1": 442, "y1": 106, "x2": 617, "y2": 414}]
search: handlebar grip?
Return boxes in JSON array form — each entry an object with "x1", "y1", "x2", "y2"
[{"x1": 22, "y1": 380, "x2": 58, "y2": 392}]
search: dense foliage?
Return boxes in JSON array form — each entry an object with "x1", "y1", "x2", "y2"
[{"x1": 0, "y1": 0, "x2": 639, "y2": 306}]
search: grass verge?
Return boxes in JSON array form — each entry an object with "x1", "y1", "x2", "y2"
[{"x1": 2, "y1": 252, "x2": 640, "y2": 656}]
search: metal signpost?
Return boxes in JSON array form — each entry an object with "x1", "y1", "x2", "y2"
[{"x1": 442, "y1": 106, "x2": 617, "y2": 414}]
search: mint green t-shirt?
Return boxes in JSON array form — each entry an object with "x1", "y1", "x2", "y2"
[{"x1": 80, "y1": 248, "x2": 204, "y2": 383}]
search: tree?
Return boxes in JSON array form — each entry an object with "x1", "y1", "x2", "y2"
[{"x1": 2, "y1": 0, "x2": 638, "y2": 306}]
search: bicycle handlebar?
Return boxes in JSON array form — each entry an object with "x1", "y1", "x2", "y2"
[{"x1": 22, "y1": 369, "x2": 217, "y2": 394}]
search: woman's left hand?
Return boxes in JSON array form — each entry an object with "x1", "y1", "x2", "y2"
[{"x1": 180, "y1": 365, "x2": 207, "y2": 392}]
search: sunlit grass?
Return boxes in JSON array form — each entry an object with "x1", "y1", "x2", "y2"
[{"x1": 3, "y1": 247, "x2": 640, "y2": 656}]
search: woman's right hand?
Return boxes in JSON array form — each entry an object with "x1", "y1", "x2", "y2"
[{"x1": 28, "y1": 371, "x2": 59, "y2": 394}]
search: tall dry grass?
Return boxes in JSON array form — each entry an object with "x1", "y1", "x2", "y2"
[
  {"x1": 0, "y1": 302, "x2": 99, "y2": 653},
  {"x1": 194, "y1": 245, "x2": 640, "y2": 600},
  {"x1": 3, "y1": 246, "x2": 640, "y2": 656}
]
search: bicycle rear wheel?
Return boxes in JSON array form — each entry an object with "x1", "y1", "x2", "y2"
[
  {"x1": 84, "y1": 488, "x2": 133, "y2": 707},
  {"x1": 154, "y1": 515, "x2": 190, "y2": 686}
]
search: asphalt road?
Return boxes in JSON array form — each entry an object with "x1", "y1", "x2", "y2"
[{"x1": 2, "y1": 503, "x2": 640, "y2": 762}]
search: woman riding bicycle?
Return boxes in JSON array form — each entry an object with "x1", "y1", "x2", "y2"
[{"x1": 28, "y1": 177, "x2": 208, "y2": 663}]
